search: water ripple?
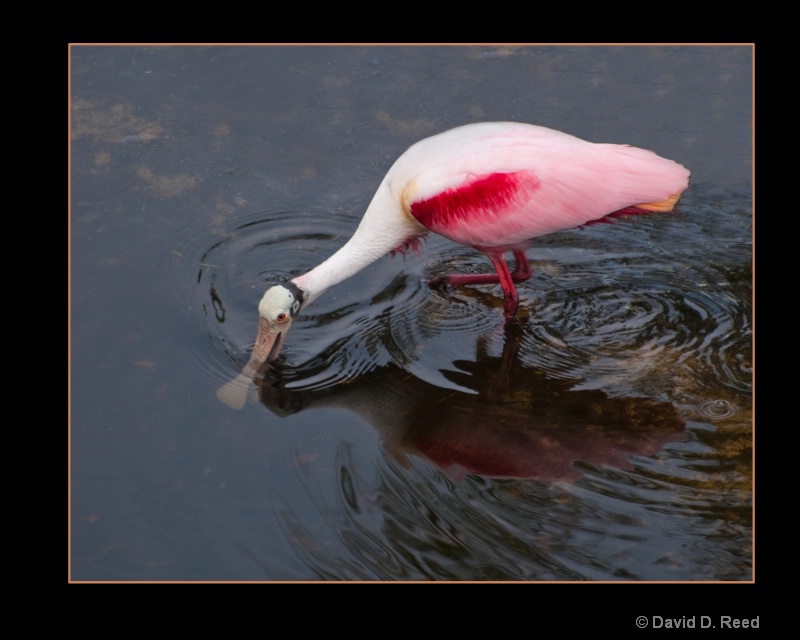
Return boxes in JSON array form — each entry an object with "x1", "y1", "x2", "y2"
[
  {"x1": 185, "y1": 195, "x2": 751, "y2": 411},
  {"x1": 695, "y1": 399, "x2": 738, "y2": 420}
]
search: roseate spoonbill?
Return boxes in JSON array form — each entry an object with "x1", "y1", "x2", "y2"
[{"x1": 250, "y1": 122, "x2": 689, "y2": 367}]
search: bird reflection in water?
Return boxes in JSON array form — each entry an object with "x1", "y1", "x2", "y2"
[{"x1": 252, "y1": 322, "x2": 685, "y2": 482}]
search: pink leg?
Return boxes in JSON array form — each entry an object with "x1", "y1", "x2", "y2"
[
  {"x1": 509, "y1": 249, "x2": 531, "y2": 282},
  {"x1": 487, "y1": 251, "x2": 519, "y2": 318},
  {"x1": 428, "y1": 249, "x2": 532, "y2": 317}
]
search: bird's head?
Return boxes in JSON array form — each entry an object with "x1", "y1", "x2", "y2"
[{"x1": 251, "y1": 283, "x2": 306, "y2": 367}]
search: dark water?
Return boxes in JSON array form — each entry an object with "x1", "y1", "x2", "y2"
[{"x1": 70, "y1": 45, "x2": 752, "y2": 583}]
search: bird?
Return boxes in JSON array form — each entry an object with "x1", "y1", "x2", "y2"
[{"x1": 248, "y1": 121, "x2": 689, "y2": 369}]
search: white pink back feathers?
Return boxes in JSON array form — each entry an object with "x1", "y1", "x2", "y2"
[{"x1": 249, "y1": 122, "x2": 689, "y2": 370}]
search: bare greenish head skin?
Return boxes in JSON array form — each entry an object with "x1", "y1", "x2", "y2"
[{"x1": 252, "y1": 284, "x2": 304, "y2": 366}]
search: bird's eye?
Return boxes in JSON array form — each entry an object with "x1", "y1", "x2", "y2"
[{"x1": 276, "y1": 312, "x2": 288, "y2": 323}]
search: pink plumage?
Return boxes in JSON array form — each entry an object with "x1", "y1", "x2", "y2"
[
  {"x1": 250, "y1": 122, "x2": 690, "y2": 366},
  {"x1": 397, "y1": 122, "x2": 689, "y2": 249}
]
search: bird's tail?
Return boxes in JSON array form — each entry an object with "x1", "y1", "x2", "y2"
[{"x1": 634, "y1": 191, "x2": 685, "y2": 213}]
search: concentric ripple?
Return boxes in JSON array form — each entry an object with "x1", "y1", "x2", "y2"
[
  {"x1": 695, "y1": 399, "x2": 739, "y2": 420},
  {"x1": 182, "y1": 188, "x2": 751, "y2": 415},
  {"x1": 176, "y1": 205, "x2": 370, "y2": 390},
  {"x1": 506, "y1": 207, "x2": 753, "y2": 403}
]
